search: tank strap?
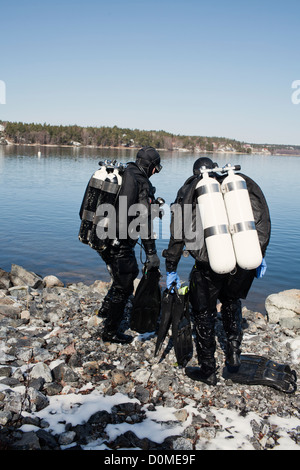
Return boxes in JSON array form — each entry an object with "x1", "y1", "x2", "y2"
[
  {"x1": 231, "y1": 221, "x2": 256, "y2": 234},
  {"x1": 195, "y1": 183, "x2": 220, "y2": 197},
  {"x1": 82, "y1": 209, "x2": 94, "y2": 222},
  {"x1": 222, "y1": 180, "x2": 247, "y2": 193},
  {"x1": 90, "y1": 177, "x2": 120, "y2": 194},
  {"x1": 204, "y1": 224, "x2": 229, "y2": 239}
]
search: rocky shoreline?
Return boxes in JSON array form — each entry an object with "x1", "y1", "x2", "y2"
[{"x1": 0, "y1": 264, "x2": 299, "y2": 451}]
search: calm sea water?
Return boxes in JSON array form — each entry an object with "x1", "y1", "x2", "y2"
[{"x1": 0, "y1": 145, "x2": 299, "y2": 312}]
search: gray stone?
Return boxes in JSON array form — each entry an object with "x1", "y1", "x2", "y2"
[
  {"x1": 58, "y1": 430, "x2": 76, "y2": 445},
  {"x1": 43, "y1": 382, "x2": 63, "y2": 396},
  {"x1": 12, "y1": 431, "x2": 41, "y2": 450},
  {"x1": 0, "y1": 296, "x2": 22, "y2": 318},
  {"x1": 43, "y1": 275, "x2": 64, "y2": 288},
  {"x1": 0, "y1": 365, "x2": 12, "y2": 377},
  {"x1": 30, "y1": 362, "x2": 53, "y2": 383},
  {"x1": 36, "y1": 429, "x2": 59, "y2": 449},
  {"x1": 52, "y1": 363, "x2": 79, "y2": 383},
  {"x1": 4, "y1": 390, "x2": 26, "y2": 414},
  {"x1": 0, "y1": 268, "x2": 11, "y2": 290},
  {"x1": 131, "y1": 368, "x2": 151, "y2": 385},
  {"x1": 27, "y1": 388, "x2": 49, "y2": 412},
  {"x1": 8, "y1": 286, "x2": 30, "y2": 300},
  {"x1": 0, "y1": 410, "x2": 12, "y2": 426},
  {"x1": 9, "y1": 264, "x2": 44, "y2": 289},
  {"x1": 172, "y1": 437, "x2": 193, "y2": 450},
  {"x1": 266, "y1": 289, "x2": 300, "y2": 327}
]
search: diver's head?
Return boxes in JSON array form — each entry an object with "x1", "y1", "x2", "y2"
[
  {"x1": 136, "y1": 147, "x2": 162, "y2": 177},
  {"x1": 193, "y1": 157, "x2": 216, "y2": 176}
]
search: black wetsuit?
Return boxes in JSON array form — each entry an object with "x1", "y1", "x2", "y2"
[{"x1": 98, "y1": 162, "x2": 158, "y2": 341}]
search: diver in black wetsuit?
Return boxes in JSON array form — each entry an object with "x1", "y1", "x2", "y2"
[
  {"x1": 98, "y1": 147, "x2": 162, "y2": 344},
  {"x1": 163, "y1": 157, "x2": 271, "y2": 384}
]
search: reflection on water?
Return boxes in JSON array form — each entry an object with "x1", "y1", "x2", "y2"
[{"x1": 0, "y1": 145, "x2": 299, "y2": 312}]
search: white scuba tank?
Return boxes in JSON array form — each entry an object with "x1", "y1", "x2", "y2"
[
  {"x1": 78, "y1": 161, "x2": 124, "y2": 249},
  {"x1": 196, "y1": 172, "x2": 236, "y2": 274},
  {"x1": 221, "y1": 168, "x2": 262, "y2": 270},
  {"x1": 93, "y1": 168, "x2": 122, "y2": 240},
  {"x1": 78, "y1": 165, "x2": 108, "y2": 245}
]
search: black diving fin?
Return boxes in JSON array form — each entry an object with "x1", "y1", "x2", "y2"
[
  {"x1": 154, "y1": 287, "x2": 173, "y2": 357},
  {"x1": 171, "y1": 286, "x2": 193, "y2": 366},
  {"x1": 222, "y1": 354, "x2": 297, "y2": 394},
  {"x1": 155, "y1": 284, "x2": 193, "y2": 366},
  {"x1": 130, "y1": 267, "x2": 161, "y2": 333}
]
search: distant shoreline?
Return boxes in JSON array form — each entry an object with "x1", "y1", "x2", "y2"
[
  {"x1": 1, "y1": 141, "x2": 299, "y2": 157},
  {"x1": 1, "y1": 121, "x2": 300, "y2": 156}
]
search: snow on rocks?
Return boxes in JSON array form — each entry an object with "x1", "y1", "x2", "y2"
[{"x1": 0, "y1": 265, "x2": 299, "y2": 451}]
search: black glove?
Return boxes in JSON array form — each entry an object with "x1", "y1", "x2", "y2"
[{"x1": 145, "y1": 252, "x2": 160, "y2": 271}]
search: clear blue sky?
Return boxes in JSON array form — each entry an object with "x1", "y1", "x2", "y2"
[{"x1": 1, "y1": 0, "x2": 300, "y2": 145}]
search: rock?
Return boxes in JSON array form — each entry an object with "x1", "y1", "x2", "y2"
[
  {"x1": 12, "y1": 431, "x2": 41, "y2": 450},
  {"x1": 174, "y1": 409, "x2": 188, "y2": 422},
  {"x1": 43, "y1": 275, "x2": 64, "y2": 288},
  {"x1": 52, "y1": 363, "x2": 79, "y2": 383},
  {"x1": 0, "y1": 366, "x2": 12, "y2": 377},
  {"x1": 8, "y1": 286, "x2": 31, "y2": 300},
  {"x1": 9, "y1": 264, "x2": 43, "y2": 289},
  {"x1": 36, "y1": 429, "x2": 59, "y2": 450},
  {"x1": 87, "y1": 315, "x2": 102, "y2": 328},
  {"x1": 58, "y1": 430, "x2": 76, "y2": 446},
  {"x1": 0, "y1": 410, "x2": 12, "y2": 426},
  {"x1": 30, "y1": 362, "x2": 53, "y2": 383},
  {"x1": 0, "y1": 296, "x2": 22, "y2": 318},
  {"x1": 43, "y1": 382, "x2": 63, "y2": 396},
  {"x1": 173, "y1": 437, "x2": 193, "y2": 450},
  {"x1": 285, "y1": 336, "x2": 300, "y2": 364},
  {"x1": 265, "y1": 289, "x2": 300, "y2": 328},
  {"x1": 131, "y1": 368, "x2": 151, "y2": 385},
  {"x1": 111, "y1": 369, "x2": 127, "y2": 385},
  {"x1": 0, "y1": 268, "x2": 11, "y2": 290},
  {"x1": 87, "y1": 280, "x2": 110, "y2": 293},
  {"x1": 20, "y1": 310, "x2": 30, "y2": 321},
  {"x1": 27, "y1": 388, "x2": 50, "y2": 412}
]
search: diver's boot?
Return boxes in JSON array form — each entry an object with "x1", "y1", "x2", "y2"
[
  {"x1": 97, "y1": 283, "x2": 117, "y2": 318},
  {"x1": 97, "y1": 296, "x2": 111, "y2": 318},
  {"x1": 102, "y1": 300, "x2": 133, "y2": 344},
  {"x1": 185, "y1": 310, "x2": 217, "y2": 386},
  {"x1": 221, "y1": 300, "x2": 243, "y2": 369},
  {"x1": 102, "y1": 331, "x2": 133, "y2": 344}
]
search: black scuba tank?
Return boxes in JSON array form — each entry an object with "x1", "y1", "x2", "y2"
[{"x1": 78, "y1": 160, "x2": 125, "y2": 250}]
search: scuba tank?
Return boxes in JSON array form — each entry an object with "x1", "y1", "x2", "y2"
[
  {"x1": 221, "y1": 165, "x2": 262, "y2": 270},
  {"x1": 195, "y1": 163, "x2": 263, "y2": 274},
  {"x1": 78, "y1": 160, "x2": 125, "y2": 251},
  {"x1": 195, "y1": 171, "x2": 236, "y2": 274}
]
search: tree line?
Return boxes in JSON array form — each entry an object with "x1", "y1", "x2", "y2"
[{"x1": 1, "y1": 120, "x2": 247, "y2": 152}]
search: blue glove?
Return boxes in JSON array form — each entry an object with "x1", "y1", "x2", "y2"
[
  {"x1": 166, "y1": 272, "x2": 181, "y2": 291},
  {"x1": 256, "y1": 258, "x2": 267, "y2": 278}
]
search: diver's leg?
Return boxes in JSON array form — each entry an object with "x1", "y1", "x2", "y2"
[
  {"x1": 220, "y1": 298, "x2": 243, "y2": 368},
  {"x1": 187, "y1": 308, "x2": 217, "y2": 385},
  {"x1": 101, "y1": 243, "x2": 139, "y2": 344},
  {"x1": 186, "y1": 265, "x2": 219, "y2": 385}
]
